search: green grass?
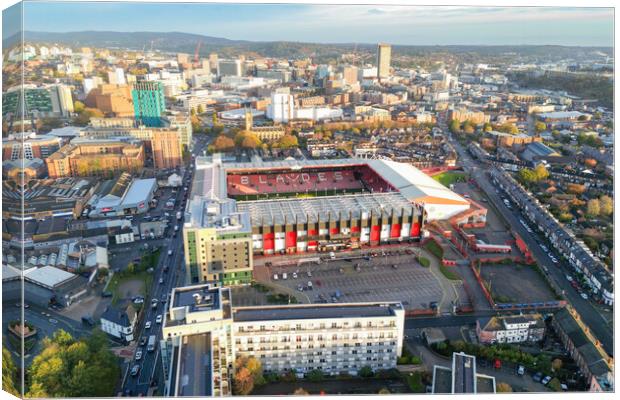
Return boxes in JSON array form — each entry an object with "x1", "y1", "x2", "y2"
[
  {"x1": 418, "y1": 257, "x2": 430, "y2": 268},
  {"x1": 404, "y1": 372, "x2": 425, "y2": 393},
  {"x1": 108, "y1": 271, "x2": 152, "y2": 306},
  {"x1": 433, "y1": 171, "x2": 467, "y2": 187},
  {"x1": 424, "y1": 240, "x2": 444, "y2": 259},
  {"x1": 439, "y1": 265, "x2": 461, "y2": 281}
]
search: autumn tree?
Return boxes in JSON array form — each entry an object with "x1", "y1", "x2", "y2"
[
  {"x1": 587, "y1": 199, "x2": 600, "y2": 217},
  {"x1": 533, "y1": 164, "x2": 549, "y2": 181},
  {"x1": 462, "y1": 120, "x2": 475, "y2": 134},
  {"x1": 599, "y1": 195, "x2": 613, "y2": 216},
  {"x1": 566, "y1": 183, "x2": 586, "y2": 195},
  {"x1": 233, "y1": 367, "x2": 254, "y2": 395},
  {"x1": 278, "y1": 134, "x2": 299, "y2": 149},
  {"x1": 483, "y1": 122, "x2": 493, "y2": 132},
  {"x1": 551, "y1": 358, "x2": 563, "y2": 371},
  {"x1": 496, "y1": 382, "x2": 513, "y2": 392},
  {"x1": 448, "y1": 119, "x2": 461, "y2": 133},
  {"x1": 534, "y1": 121, "x2": 547, "y2": 133},
  {"x1": 73, "y1": 100, "x2": 85, "y2": 113},
  {"x1": 496, "y1": 123, "x2": 519, "y2": 134},
  {"x1": 293, "y1": 388, "x2": 310, "y2": 395},
  {"x1": 213, "y1": 135, "x2": 235, "y2": 152},
  {"x1": 378, "y1": 388, "x2": 391, "y2": 394}
]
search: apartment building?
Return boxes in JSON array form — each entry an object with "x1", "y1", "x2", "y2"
[
  {"x1": 2, "y1": 132, "x2": 62, "y2": 160},
  {"x1": 232, "y1": 302, "x2": 405, "y2": 377},
  {"x1": 161, "y1": 283, "x2": 405, "y2": 397}
]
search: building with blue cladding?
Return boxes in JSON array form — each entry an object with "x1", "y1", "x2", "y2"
[{"x1": 132, "y1": 81, "x2": 165, "y2": 127}]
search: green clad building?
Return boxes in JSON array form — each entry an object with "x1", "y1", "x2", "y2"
[{"x1": 132, "y1": 81, "x2": 165, "y2": 127}]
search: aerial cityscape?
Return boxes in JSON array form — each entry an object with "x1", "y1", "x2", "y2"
[{"x1": 1, "y1": 1, "x2": 615, "y2": 398}]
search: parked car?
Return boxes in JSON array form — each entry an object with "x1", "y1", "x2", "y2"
[
  {"x1": 542, "y1": 376, "x2": 552, "y2": 385},
  {"x1": 580, "y1": 293, "x2": 589, "y2": 300},
  {"x1": 532, "y1": 372, "x2": 543, "y2": 382},
  {"x1": 292, "y1": 272, "x2": 298, "y2": 279},
  {"x1": 156, "y1": 315, "x2": 163, "y2": 324},
  {"x1": 139, "y1": 336, "x2": 147, "y2": 346},
  {"x1": 517, "y1": 365, "x2": 525, "y2": 376}
]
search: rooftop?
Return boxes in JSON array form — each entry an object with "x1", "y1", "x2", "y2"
[
  {"x1": 233, "y1": 302, "x2": 402, "y2": 323},
  {"x1": 23, "y1": 265, "x2": 76, "y2": 289},
  {"x1": 175, "y1": 333, "x2": 213, "y2": 397}
]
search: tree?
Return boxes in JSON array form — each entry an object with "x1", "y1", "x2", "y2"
[
  {"x1": 73, "y1": 101, "x2": 85, "y2": 113},
  {"x1": 293, "y1": 388, "x2": 310, "y2": 395},
  {"x1": 359, "y1": 366, "x2": 374, "y2": 378},
  {"x1": 378, "y1": 388, "x2": 391, "y2": 394},
  {"x1": 306, "y1": 369, "x2": 324, "y2": 382},
  {"x1": 551, "y1": 358, "x2": 563, "y2": 371},
  {"x1": 533, "y1": 164, "x2": 549, "y2": 181},
  {"x1": 496, "y1": 123, "x2": 519, "y2": 134},
  {"x1": 26, "y1": 329, "x2": 119, "y2": 397},
  {"x1": 483, "y1": 122, "x2": 493, "y2": 132},
  {"x1": 566, "y1": 183, "x2": 586, "y2": 195},
  {"x1": 587, "y1": 199, "x2": 600, "y2": 217},
  {"x1": 583, "y1": 158, "x2": 598, "y2": 168},
  {"x1": 496, "y1": 382, "x2": 513, "y2": 392},
  {"x1": 213, "y1": 135, "x2": 235, "y2": 152},
  {"x1": 577, "y1": 114, "x2": 588, "y2": 121},
  {"x1": 534, "y1": 121, "x2": 547, "y2": 133},
  {"x1": 548, "y1": 377, "x2": 562, "y2": 391},
  {"x1": 2, "y1": 346, "x2": 19, "y2": 396},
  {"x1": 233, "y1": 367, "x2": 254, "y2": 395},
  {"x1": 599, "y1": 195, "x2": 613, "y2": 216},
  {"x1": 462, "y1": 120, "x2": 475, "y2": 134},
  {"x1": 448, "y1": 119, "x2": 460, "y2": 133},
  {"x1": 278, "y1": 134, "x2": 299, "y2": 149}
]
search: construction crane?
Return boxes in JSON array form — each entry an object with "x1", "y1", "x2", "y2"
[{"x1": 194, "y1": 41, "x2": 202, "y2": 67}]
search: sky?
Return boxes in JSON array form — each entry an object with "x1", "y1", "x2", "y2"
[{"x1": 5, "y1": 1, "x2": 614, "y2": 46}]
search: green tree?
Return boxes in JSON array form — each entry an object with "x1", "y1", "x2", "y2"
[
  {"x1": 359, "y1": 366, "x2": 374, "y2": 378},
  {"x1": 26, "y1": 329, "x2": 119, "y2": 397},
  {"x1": 448, "y1": 119, "x2": 461, "y2": 133},
  {"x1": 534, "y1": 121, "x2": 547, "y2": 133},
  {"x1": 548, "y1": 377, "x2": 562, "y2": 391},
  {"x1": 587, "y1": 199, "x2": 600, "y2": 217},
  {"x1": 483, "y1": 122, "x2": 493, "y2": 132},
  {"x1": 306, "y1": 369, "x2": 324, "y2": 382},
  {"x1": 197, "y1": 104, "x2": 204, "y2": 114},
  {"x1": 2, "y1": 346, "x2": 19, "y2": 396},
  {"x1": 378, "y1": 388, "x2": 391, "y2": 394},
  {"x1": 73, "y1": 100, "x2": 85, "y2": 113},
  {"x1": 462, "y1": 120, "x2": 475, "y2": 134}
]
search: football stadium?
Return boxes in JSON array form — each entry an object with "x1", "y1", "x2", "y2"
[{"x1": 186, "y1": 154, "x2": 471, "y2": 257}]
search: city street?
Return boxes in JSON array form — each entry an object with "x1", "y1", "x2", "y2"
[
  {"x1": 444, "y1": 121, "x2": 613, "y2": 356},
  {"x1": 120, "y1": 133, "x2": 211, "y2": 396}
]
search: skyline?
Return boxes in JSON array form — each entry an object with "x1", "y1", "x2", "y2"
[{"x1": 6, "y1": 2, "x2": 613, "y2": 47}]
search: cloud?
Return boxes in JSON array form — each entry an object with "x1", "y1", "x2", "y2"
[{"x1": 367, "y1": 8, "x2": 385, "y2": 15}]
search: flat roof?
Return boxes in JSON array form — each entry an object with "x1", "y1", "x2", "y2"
[
  {"x1": 233, "y1": 302, "x2": 402, "y2": 323},
  {"x1": 173, "y1": 285, "x2": 221, "y2": 313},
  {"x1": 236, "y1": 192, "x2": 415, "y2": 225},
  {"x1": 23, "y1": 266, "x2": 76, "y2": 288},
  {"x1": 453, "y1": 352, "x2": 477, "y2": 393},
  {"x1": 176, "y1": 333, "x2": 212, "y2": 397}
]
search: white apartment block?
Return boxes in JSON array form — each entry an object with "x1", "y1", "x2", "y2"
[{"x1": 161, "y1": 283, "x2": 405, "y2": 397}]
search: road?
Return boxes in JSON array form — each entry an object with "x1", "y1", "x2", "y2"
[
  {"x1": 441, "y1": 119, "x2": 613, "y2": 356},
  {"x1": 121, "y1": 135, "x2": 211, "y2": 396}
]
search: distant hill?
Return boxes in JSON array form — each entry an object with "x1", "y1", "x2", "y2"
[{"x1": 3, "y1": 31, "x2": 612, "y2": 61}]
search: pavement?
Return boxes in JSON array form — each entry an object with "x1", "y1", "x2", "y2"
[
  {"x1": 121, "y1": 135, "x2": 211, "y2": 396},
  {"x1": 443, "y1": 120, "x2": 613, "y2": 356}
]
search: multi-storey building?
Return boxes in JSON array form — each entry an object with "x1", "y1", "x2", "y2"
[
  {"x1": 161, "y1": 283, "x2": 405, "y2": 397},
  {"x1": 377, "y1": 43, "x2": 391, "y2": 79},
  {"x1": 243, "y1": 110, "x2": 285, "y2": 142},
  {"x1": 2, "y1": 84, "x2": 74, "y2": 119},
  {"x1": 132, "y1": 81, "x2": 166, "y2": 127},
  {"x1": 217, "y1": 59, "x2": 243, "y2": 77},
  {"x1": 45, "y1": 138, "x2": 145, "y2": 178},
  {"x1": 476, "y1": 314, "x2": 546, "y2": 344},
  {"x1": 85, "y1": 84, "x2": 134, "y2": 117},
  {"x1": 183, "y1": 196, "x2": 254, "y2": 286},
  {"x1": 80, "y1": 123, "x2": 183, "y2": 169},
  {"x1": 2, "y1": 132, "x2": 62, "y2": 160},
  {"x1": 448, "y1": 108, "x2": 490, "y2": 125}
]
